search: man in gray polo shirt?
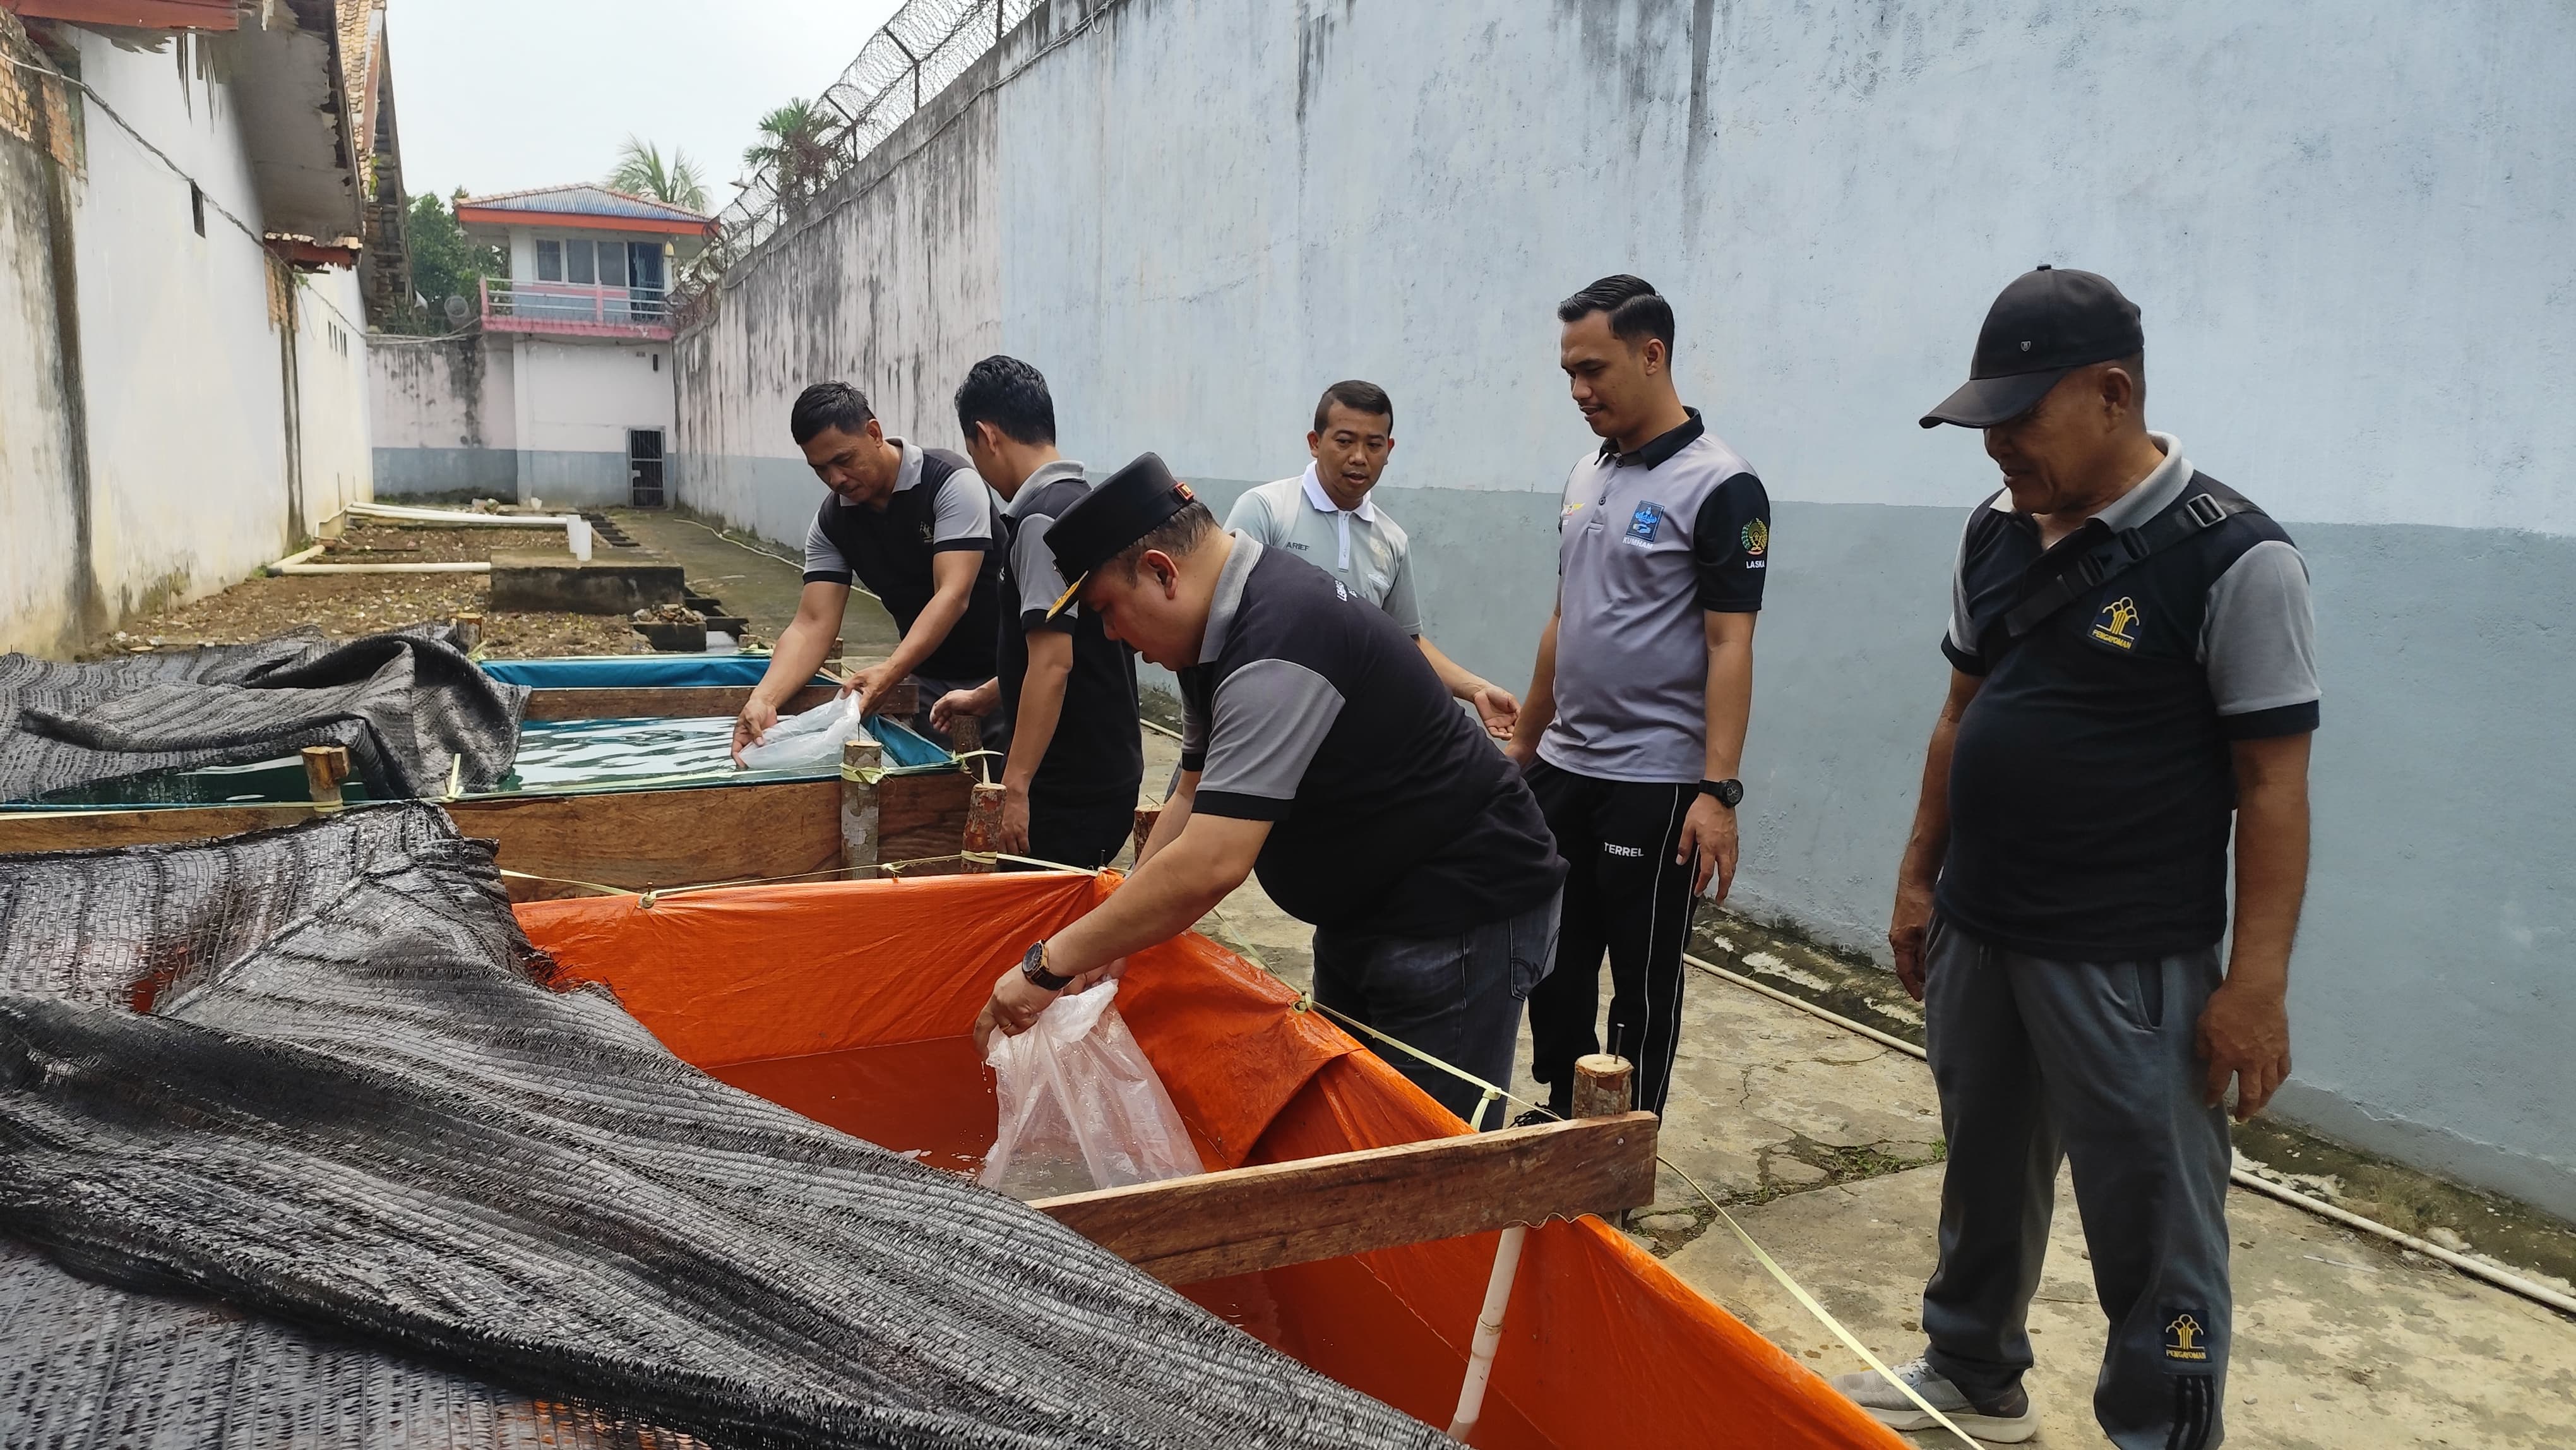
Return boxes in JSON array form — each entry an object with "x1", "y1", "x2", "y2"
[
  {"x1": 1503, "y1": 275, "x2": 1769, "y2": 1123},
  {"x1": 1225, "y1": 380, "x2": 1518, "y2": 737}
]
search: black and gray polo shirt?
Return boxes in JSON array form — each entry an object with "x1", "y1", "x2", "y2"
[
  {"x1": 996, "y1": 460, "x2": 1143, "y2": 810},
  {"x1": 1179, "y1": 536, "x2": 1566, "y2": 936},
  {"x1": 802, "y1": 439, "x2": 1003, "y2": 681},
  {"x1": 1939, "y1": 433, "x2": 2320, "y2": 960},
  {"x1": 1539, "y1": 409, "x2": 1772, "y2": 784}
]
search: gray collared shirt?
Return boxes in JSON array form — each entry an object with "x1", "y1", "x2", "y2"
[{"x1": 1223, "y1": 466, "x2": 1422, "y2": 635}]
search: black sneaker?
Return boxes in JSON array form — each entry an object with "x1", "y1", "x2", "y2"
[{"x1": 1509, "y1": 1107, "x2": 1563, "y2": 1128}]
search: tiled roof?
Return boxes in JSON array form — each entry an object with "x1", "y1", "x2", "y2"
[{"x1": 457, "y1": 184, "x2": 712, "y2": 224}]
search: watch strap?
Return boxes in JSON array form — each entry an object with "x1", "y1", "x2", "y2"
[{"x1": 1022, "y1": 941, "x2": 1073, "y2": 992}]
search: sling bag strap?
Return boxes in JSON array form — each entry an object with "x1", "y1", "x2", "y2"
[{"x1": 1992, "y1": 488, "x2": 2255, "y2": 650}]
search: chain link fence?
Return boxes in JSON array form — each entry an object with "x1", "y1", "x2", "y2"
[{"x1": 672, "y1": 0, "x2": 1044, "y2": 328}]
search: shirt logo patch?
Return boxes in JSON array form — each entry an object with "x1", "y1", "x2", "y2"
[
  {"x1": 2090, "y1": 596, "x2": 2142, "y2": 650},
  {"x1": 1623, "y1": 502, "x2": 1664, "y2": 548},
  {"x1": 1739, "y1": 518, "x2": 1768, "y2": 556},
  {"x1": 2162, "y1": 1310, "x2": 2210, "y2": 1363}
]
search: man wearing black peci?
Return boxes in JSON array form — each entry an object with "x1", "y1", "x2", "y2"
[
  {"x1": 732, "y1": 381, "x2": 1009, "y2": 763},
  {"x1": 971, "y1": 454, "x2": 1567, "y2": 1127}
]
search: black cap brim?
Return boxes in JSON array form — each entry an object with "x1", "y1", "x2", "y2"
[{"x1": 1919, "y1": 367, "x2": 2070, "y2": 429}]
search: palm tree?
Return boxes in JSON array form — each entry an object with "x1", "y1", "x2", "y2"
[
  {"x1": 741, "y1": 99, "x2": 840, "y2": 209},
  {"x1": 607, "y1": 137, "x2": 708, "y2": 213}
]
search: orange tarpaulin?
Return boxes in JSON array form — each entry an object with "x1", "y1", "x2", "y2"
[{"x1": 520, "y1": 872, "x2": 1905, "y2": 1449}]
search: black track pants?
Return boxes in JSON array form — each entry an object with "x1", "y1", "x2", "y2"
[{"x1": 1522, "y1": 760, "x2": 1700, "y2": 1117}]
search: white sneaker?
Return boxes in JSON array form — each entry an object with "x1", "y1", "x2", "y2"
[{"x1": 1827, "y1": 1357, "x2": 2039, "y2": 1443}]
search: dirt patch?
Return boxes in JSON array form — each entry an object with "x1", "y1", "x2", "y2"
[{"x1": 93, "y1": 527, "x2": 652, "y2": 661}]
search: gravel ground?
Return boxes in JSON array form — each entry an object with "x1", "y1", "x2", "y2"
[{"x1": 95, "y1": 527, "x2": 652, "y2": 660}]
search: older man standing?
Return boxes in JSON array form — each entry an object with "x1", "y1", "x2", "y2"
[
  {"x1": 1834, "y1": 267, "x2": 2316, "y2": 1450},
  {"x1": 1225, "y1": 380, "x2": 1518, "y2": 736}
]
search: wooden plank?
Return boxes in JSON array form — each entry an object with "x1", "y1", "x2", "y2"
[
  {"x1": 451, "y1": 780, "x2": 842, "y2": 901},
  {"x1": 1031, "y1": 1111, "x2": 1659, "y2": 1285},
  {"x1": 0, "y1": 803, "x2": 319, "y2": 855},
  {"x1": 522, "y1": 683, "x2": 838, "y2": 722},
  {"x1": 6, "y1": 0, "x2": 241, "y2": 30},
  {"x1": 876, "y1": 767, "x2": 973, "y2": 868}
]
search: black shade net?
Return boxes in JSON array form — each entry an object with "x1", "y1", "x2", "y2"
[
  {"x1": 0, "y1": 806, "x2": 1453, "y2": 1449},
  {"x1": 0, "y1": 627, "x2": 527, "y2": 802}
]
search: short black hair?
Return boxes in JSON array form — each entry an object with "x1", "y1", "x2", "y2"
[
  {"x1": 1107, "y1": 500, "x2": 1218, "y2": 580},
  {"x1": 1312, "y1": 380, "x2": 1393, "y2": 434},
  {"x1": 1557, "y1": 274, "x2": 1675, "y2": 352},
  {"x1": 955, "y1": 354, "x2": 1058, "y2": 446},
  {"x1": 790, "y1": 381, "x2": 874, "y2": 445}
]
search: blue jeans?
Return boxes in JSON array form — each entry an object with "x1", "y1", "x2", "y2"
[{"x1": 1309, "y1": 892, "x2": 1560, "y2": 1128}]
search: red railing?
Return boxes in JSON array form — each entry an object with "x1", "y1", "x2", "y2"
[{"x1": 479, "y1": 277, "x2": 675, "y2": 340}]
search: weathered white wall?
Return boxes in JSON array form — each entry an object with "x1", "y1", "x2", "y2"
[
  {"x1": 294, "y1": 267, "x2": 374, "y2": 526},
  {"x1": 65, "y1": 25, "x2": 302, "y2": 616},
  {"x1": 0, "y1": 21, "x2": 85, "y2": 656},
  {"x1": 674, "y1": 0, "x2": 2576, "y2": 1216},
  {"x1": 370, "y1": 333, "x2": 515, "y2": 496}
]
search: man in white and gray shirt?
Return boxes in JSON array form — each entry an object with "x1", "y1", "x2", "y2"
[{"x1": 1226, "y1": 381, "x2": 1518, "y2": 737}]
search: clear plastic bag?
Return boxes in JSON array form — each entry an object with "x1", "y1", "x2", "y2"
[
  {"x1": 737, "y1": 693, "x2": 864, "y2": 771},
  {"x1": 980, "y1": 981, "x2": 1204, "y2": 1199}
]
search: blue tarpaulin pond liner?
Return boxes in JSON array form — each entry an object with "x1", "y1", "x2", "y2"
[
  {"x1": 479, "y1": 654, "x2": 789, "y2": 689},
  {"x1": 0, "y1": 806, "x2": 1458, "y2": 1448}
]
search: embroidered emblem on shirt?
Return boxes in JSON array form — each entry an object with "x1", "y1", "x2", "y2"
[
  {"x1": 2162, "y1": 1311, "x2": 2210, "y2": 1362},
  {"x1": 1623, "y1": 503, "x2": 1664, "y2": 548},
  {"x1": 2090, "y1": 596, "x2": 2142, "y2": 650},
  {"x1": 1739, "y1": 518, "x2": 1769, "y2": 556}
]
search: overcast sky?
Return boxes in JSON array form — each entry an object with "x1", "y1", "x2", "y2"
[{"x1": 391, "y1": 0, "x2": 904, "y2": 213}]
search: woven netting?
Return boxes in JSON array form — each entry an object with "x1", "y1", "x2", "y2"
[
  {"x1": 0, "y1": 628, "x2": 526, "y2": 803},
  {"x1": 0, "y1": 806, "x2": 1452, "y2": 1449}
]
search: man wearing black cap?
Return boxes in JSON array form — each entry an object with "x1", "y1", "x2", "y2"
[
  {"x1": 731, "y1": 380, "x2": 1006, "y2": 761},
  {"x1": 972, "y1": 453, "x2": 1568, "y2": 1127},
  {"x1": 1830, "y1": 267, "x2": 2316, "y2": 1450}
]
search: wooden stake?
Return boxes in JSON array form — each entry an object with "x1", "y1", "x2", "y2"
[
  {"x1": 1131, "y1": 805, "x2": 1162, "y2": 860},
  {"x1": 962, "y1": 781, "x2": 1007, "y2": 872},
  {"x1": 948, "y1": 711, "x2": 986, "y2": 784},
  {"x1": 839, "y1": 736, "x2": 883, "y2": 880},
  {"x1": 1032, "y1": 1111, "x2": 1657, "y2": 1285},
  {"x1": 450, "y1": 613, "x2": 484, "y2": 652},
  {"x1": 1574, "y1": 1053, "x2": 1635, "y2": 1120},
  {"x1": 300, "y1": 745, "x2": 350, "y2": 810}
]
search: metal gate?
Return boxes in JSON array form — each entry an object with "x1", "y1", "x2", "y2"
[{"x1": 628, "y1": 429, "x2": 665, "y2": 507}]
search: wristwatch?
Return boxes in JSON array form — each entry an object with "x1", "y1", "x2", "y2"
[
  {"x1": 1697, "y1": 778, "x2": 1744, "y2": 808},
  {"x1": 1020, "y1": 940, "x2": 1073, "y2": 992}
]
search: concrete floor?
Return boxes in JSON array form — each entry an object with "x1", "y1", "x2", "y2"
[
  {"x1": 1144, "y1": 720, "x2": 2576, "y2": 1449},
  {"x1": 609, "y1": 507, "x2": 903, "y2": 657},
  {"x1": 640, "y1": 522, "x2": 2574, "y2": 1447}
]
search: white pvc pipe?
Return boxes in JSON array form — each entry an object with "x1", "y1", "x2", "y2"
[
  {"x1": 1683, "y1": 952, "x2": 2576, "y2": 1320},
  {"x1": 345, "y1": 501, "x2": 581, "y2": 527},
  {"x1": 1445, "y1": 1222, "x2": 1527, "y2": 1442},
  {"x1": 270, "y1": 561, "x2": 493, "y2": 575},
  {"x1": 268, "y1": 544, "x2": 325, "y2": 573}
]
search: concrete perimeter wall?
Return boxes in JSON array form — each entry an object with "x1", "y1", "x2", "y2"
[{"x1": 674, "y1": 0, "x2": 2576, "y2": 1216}]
